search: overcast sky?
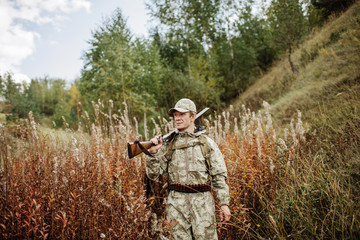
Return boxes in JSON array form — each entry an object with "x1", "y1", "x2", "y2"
[{"x1": 0, "y1": 0, "x2": 150, "y2": 84}]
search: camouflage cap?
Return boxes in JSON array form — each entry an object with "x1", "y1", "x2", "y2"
[{"x1": 168, "y1": 98, "x2": 197, "y2": 115}]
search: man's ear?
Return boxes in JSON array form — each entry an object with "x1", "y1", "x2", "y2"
[{"x1": 191, "y1": 113, "x2": 196, "y2": 121}]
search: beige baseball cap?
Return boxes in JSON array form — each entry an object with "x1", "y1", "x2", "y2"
[{"x1": 168, "y1": 98, "x2": 197, "y2": 115}]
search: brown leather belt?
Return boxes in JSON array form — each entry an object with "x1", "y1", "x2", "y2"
[{"x1": 168, "y1": 183, "x2": 211, "y2": 193}]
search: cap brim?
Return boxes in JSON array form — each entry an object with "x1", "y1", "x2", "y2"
[{"x1": 168, "y1": 108, "x2": 189, "y2": 115}]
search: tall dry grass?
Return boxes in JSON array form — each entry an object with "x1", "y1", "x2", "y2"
[
  {"x1": 0, "y1": 100, "x2": 359, "y2": 239},
  {"x1": 0, "y1": 102, "x2": 166, "y2": 239}
]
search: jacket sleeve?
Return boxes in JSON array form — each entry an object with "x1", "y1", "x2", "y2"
[
  {"x1": 145, "y1": 145, "x2": 168, "y2": 181},
  {"x1": 206, "y1": 137, "x2": 230, "y2": 206}
]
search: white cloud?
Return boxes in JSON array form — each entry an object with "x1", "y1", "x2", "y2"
[
  {"x1": 0, "y1": 0, "x2": 91, "y2": 82},
  {"x1": 12, "y1": 72, "x2": 31, "y2": 83}
]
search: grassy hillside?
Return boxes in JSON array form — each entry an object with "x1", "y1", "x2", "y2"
[
  {"x1": 232, "y1": 1, "x2": 360, "y2": 162},
  {"x1": 229, "y1": 2, "x2": 360, "y2": 238}
]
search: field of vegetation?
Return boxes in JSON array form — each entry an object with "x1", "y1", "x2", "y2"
[
  {"x1": 0, "y1": 101, "x2": 318, "y2": 239},
  {"x1": 1, "y1": 0, "x2": 359, "y2": 239},
  {"x1": 0, "y1": 96, "x2": 359, "y2": 239}
]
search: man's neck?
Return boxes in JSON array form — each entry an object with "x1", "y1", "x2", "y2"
[{"x1": 178, "y1": 124, "x2": 195, "y2": 133}]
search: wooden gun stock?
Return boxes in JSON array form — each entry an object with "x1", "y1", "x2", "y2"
[{"x1": 127, "y1": 141, "x2": 154, "y2": 159}]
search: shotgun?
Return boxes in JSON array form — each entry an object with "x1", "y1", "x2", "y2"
[{"x1": 127, "y1": 107, "x2": 209, "y2": 159}]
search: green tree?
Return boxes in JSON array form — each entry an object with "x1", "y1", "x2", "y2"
[
  {"x1": 51, "y1": 83, "x2": 82, "y2": 128},
  {"x1": 26, "y1": 80, "x2": 42, "y2": 114},
  {"x1": 69, "y1": 84, "x2": 81, "y2": 108},
  {"x1": 268, "y1": 0, "x2": 308, "y2": 72},
  {"x1": 0, "y1": 73, "x2": 30, "y2": 120},
  {"x1": 0, "y1": 74, "x2": 70, "y2": 122},
  {"x1": 0, "y1": 75, "x2": 4, "y2": 97},
  {"x1": 209, "y1": 5, "x2": 277, "y2": 101},
  {"x1": 10, "y1": 96, "x2": 40, "y2": 120},
  {"x1": 46, "y1": 79, "x2": 67, "y2": 115},
  {"x1": 147, "y1": 0, "x2": 237, "y2": 72},
  {"x1": 80, "y1": 9, "x2": 133, "y2": 103},
  {"x1": 147, "y1": 0, "x2": 217, "y2": 71},
  {"x1": 79, "y1": 8, "x2": 165, "y2": 119},
  {"x1": 27, "y1": 78, "x2": 67, "y2": 116},
  {"x1": 156, "y1": 61, "x2": 222, "y2": 115},
  {"x1": 148, "y1": 0, "x2": 278, "y2": 105},
  {"x1": 1, "y1": 73, "x2": 22, "y2": 104},
  {"x1": 52, "y1": 98, "x2": 72, "y2": 128},
  {"x1": 148, "y1": 0, "x2": 240, "y2": 110}
]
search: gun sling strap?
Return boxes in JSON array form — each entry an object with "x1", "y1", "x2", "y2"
[{"x1": 134, "y1": 139, "x2": 154, "y2": 157}]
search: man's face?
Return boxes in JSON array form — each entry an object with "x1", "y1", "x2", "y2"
[{"x1": 173, "y1": 111, "x2": 196, "y2": 132}]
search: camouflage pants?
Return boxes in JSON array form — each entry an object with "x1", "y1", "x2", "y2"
[{"x1": 166, "y1": 191, "x2": 218, "y2": 240}]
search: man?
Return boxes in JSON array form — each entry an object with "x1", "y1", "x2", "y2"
[{"x1": 146, "y1": 98, "x2": 231, "y2": 239}]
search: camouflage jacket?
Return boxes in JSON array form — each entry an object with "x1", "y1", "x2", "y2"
[{"x1": 146, "y1": 127, "x2": 230, "y2": 206}]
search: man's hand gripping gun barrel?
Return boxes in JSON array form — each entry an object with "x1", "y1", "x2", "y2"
[{"x1": 127, "y1": 107, "x2": 209, "y2": 159}]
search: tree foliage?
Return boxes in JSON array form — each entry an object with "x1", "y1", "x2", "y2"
[
  {"x1": 147, "y1": 0, "x2": 221, "y2": 62},
  {"x1": 2, "y1": 1, "x2": 322, "y2": 127},
  {"x1": 0, "y1": 73, "x2": 22, "y2": 104},
  {"x1": 147, "y1": 0, "x2": 278, "y2": 102},
  {"x1": 26, "y1": 78, "x2": 67, "y2": 116},
  {"x1": 79, "y1": 8, "x2": 165, "y2": 119},
  {"x1": 212, "y1": 7, "x2": 277, "y2": 100},
  {"x1": 0, "y1": 73, "x2": 71, "y2": 123},
  {"x1": 267, "y1": 0, "x2": 308, "y2": 72}
]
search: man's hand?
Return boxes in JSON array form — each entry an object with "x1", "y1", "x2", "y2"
[
  {"x1": 220, "y1": 205, "x2": 231, "y2": 222},
  {"x1": 148, "y1": 135, "x2": 163, "y2": 154}
]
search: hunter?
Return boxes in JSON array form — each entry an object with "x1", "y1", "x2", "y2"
[{"x1": 146, "y1": 98, "x2": 231, "y2": 239}]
